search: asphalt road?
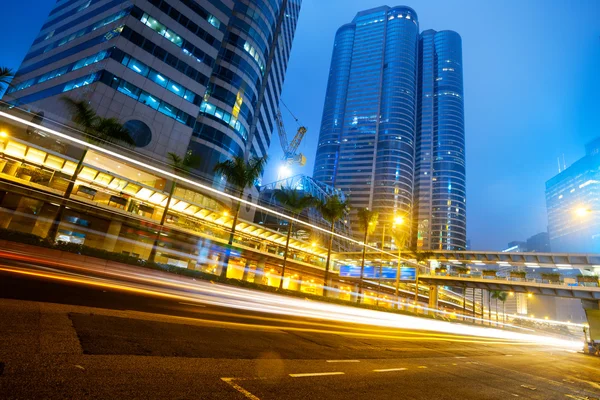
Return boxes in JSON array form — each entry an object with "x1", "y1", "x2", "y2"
[{"x1": 0, "y1": 253, "x2": 599, "y2": 399}]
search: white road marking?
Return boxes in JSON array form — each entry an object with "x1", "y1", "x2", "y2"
[
  {"x1": 326, "y1": 360, "x2": 360, "y2": 363},
  {"x1": 455, "y1": 356, "x2": 467, "y2": 359},
  {"x1": 221, "y1": 378, "x2": 261, "y2": 400},
  {"x1": 418, "y1": 366, "x2": 428, "y2": 369},
  {"x1": 373, "y1": 368, "x2": 407, "y2": 373},
  {"x1": 290, "y1": 372, "x2": 345, "y2": 378},
  {"x1": 179, "y1": 302, "x2": 206, "y2": 308},
  {"x1": 505, "y1": 354, "x2": 513, "y2": 357},
  {"x1": 520, "y1": 384, "x2": 537, "y2": 391}
]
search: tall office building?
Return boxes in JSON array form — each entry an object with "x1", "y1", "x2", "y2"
[
  {"x1": 313, "y1": 5, "x2": 466, "y2": 250},
  {"x1": 546, "y1": 137, "x2": 600, "y2": 253},
  {"x1": 4, "y1": 0, "x2": 301, "y2": 178}
]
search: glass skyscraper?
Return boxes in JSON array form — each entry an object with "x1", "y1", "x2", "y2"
[
  {"x1": 313, "y1": 6, "x2": 466, "y2": 250},
  {"x1": 546, "y1": 137, "x2": 600, "y2": 253},
  {"x1": 4, "y1": 0, "x2": 301, "y2": 179}
]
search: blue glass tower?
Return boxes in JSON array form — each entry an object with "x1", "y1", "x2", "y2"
[
  {"x1": 313, "y1": 6, "x2": 466, "y2": 250},
  {"x1": 414, "y1": 30, "x2": 466, "y2": 250}
]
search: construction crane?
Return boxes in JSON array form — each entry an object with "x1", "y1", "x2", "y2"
[{"x1": 276, "y1": 100, "x2": 307, "y2": 166}]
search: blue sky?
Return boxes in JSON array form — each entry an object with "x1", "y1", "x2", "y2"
[{"x1": 2, "y1": 0, "x2": 599, "y2": 250}]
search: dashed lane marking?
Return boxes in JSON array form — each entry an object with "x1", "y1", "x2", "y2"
[
  {"x1": 521, "y1": 385, "x2": 537, "y2": 391},
  {"x1": 455, "y1": 356, "x2": 467, "y2": 359},
  {"x1": 373, "y1": 368, "x2": 407, "y2": 373},
  {"x1": 418, "y1": 366, "x2": 428, "y2": 369},
  {"x1": 326, "y1": 360, "x2": 360, "y2": 363},
  {"x1": 290, "y1": 372, "x2": 345, "y2": 378},
  {"x1": 221, "y1": 378, "x2": 261, "y2": 400}
]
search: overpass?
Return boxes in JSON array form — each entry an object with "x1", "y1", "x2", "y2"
[{"x1": 338, "y1": 250, "x2": 600, "y2": 272}]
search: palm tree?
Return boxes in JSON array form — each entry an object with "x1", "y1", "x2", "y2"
[
  {"x1": 0, "y1": 67, "x2": 13, "y2": 90},
  {"x1": 46, "y1": 97, "x2": 135, "y2": 241},
  {"x1": 148, "y1": 150, "x2": 201, "y2": 263},
  {"x1": 317, "y1": 195, "x2": 349, "y2": 296},
  {"x1": 356, "y1": 207, "x2": 378, "y2": 303},
  {"x1": 273, "y1": 187, "x2": 316, "y2": 289},
  {"x1": 491, "y1": 290, "x2": 508, "y2": 326},
  {"x1": 214, "y1": 155, "x2": 268, "y2": 278}
]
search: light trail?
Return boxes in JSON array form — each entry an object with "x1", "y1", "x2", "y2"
[
  {"x1": 0, "y1": 110, "x2": 404, "y2": 263},
  {"x1": 0, "y1": 259, "x2": 582, "y2": 349}
]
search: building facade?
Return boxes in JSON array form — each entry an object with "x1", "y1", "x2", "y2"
[
  {"x1": 4, "y1": 0, "x2": 301, "y2": 180},
  {"x1": 546, "y1": 137, "x2": 600, "y2": 253},
  {"x1": 414, "y1": 29, "x2": 466, "y2": 251},
  {"x1": 313, "y1": 5, "x2": 466, "y2": 250}
]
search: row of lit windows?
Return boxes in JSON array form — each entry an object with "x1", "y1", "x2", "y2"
[
  {"x1": 24, "y1": 8, "x2": 129, "y2": 62},
  {"x1": 99, "y1": 71, "x2": 195, "y2": 128},
  {"x1": 8, "y1": 50, "x2": 110, "y2": 94},
  {"x1": 40, "y1": 0, "x2": 123, "y2": 35},
  {"x1": 119, "y1": 53, "x2": 199, "y2": 105},
  {"x1": 200, "y1": 101, "x2": 249, "y2": 141},
  {"x1": 9, "y1": 72, "x2": 101, "y2": 106}
]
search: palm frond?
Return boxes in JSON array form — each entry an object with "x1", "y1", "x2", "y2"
[
  {"x1": 274, "y1": 187, "x2": 316, "y2": 215},
  {"x1": 214, "y1": 155, "x2": 268, "y2": 192},
  {"x1": 60, "y1": 97, "x2": 99, "y2": 133},
  {"x1": 357, "y1": 208, "x2": 378, "y2": 234},
  {"x1": 95, "y1": 117, "x2": 135, "y2": 146},
  {"x1": 0, "y1": 67, "x2": 13, "y2": 87}
]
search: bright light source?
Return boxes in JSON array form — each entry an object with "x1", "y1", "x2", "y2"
[
  {"x1": 394, "y1": 216, "x2": 404, "y2": 225},
  {"x1": 527, "y1": 293, "x2": 533, "y2": 298},
  {"x1": 0, "y1": 131, "x2": 7, "y2": 138},
  {"x1": 277, "y1": 165, "x2": 292, "y2": 182},
  {"x1": 575, "y1": 207, "x2": 591, "y2": 217}
]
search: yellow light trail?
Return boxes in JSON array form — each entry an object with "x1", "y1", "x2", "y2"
[{"x1": 0, "y1": 264, "x2": 582, "y2": 349}]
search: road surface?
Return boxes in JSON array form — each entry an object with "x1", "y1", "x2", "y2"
[{"x1": 0, "y1": 252, "x2": 598, "y2": 399}]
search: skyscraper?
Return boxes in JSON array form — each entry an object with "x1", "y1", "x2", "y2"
[
  {"x1": 313, "y1": 5, "x2": 466, "y2": 250},
  {"x1": 546, "y1": 137, "x2": 600, "y2": 253},
  {"x1": 414, "y1": 29, "x2": 466, "y2": 251},
  {"x1": 4, "y1": 0, "x2": 301, "y2": 179}
]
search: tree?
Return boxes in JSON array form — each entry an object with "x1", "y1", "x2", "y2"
[
  {"x1": 356, "y1": 207, "x2": 378, "y2": 303},
  {"x1": 148, "y1": 150, "x2": 201, "y2": 263},
  {"x1": 46, "y1": 97, "x2": 135, "y2": 241},
  {"x1": 317, "y1": 195, "x2": 349, "y2": 296},
  {"x1": 0, "y1": 67, "x2": 13, "y2": 90},
  {"x1": 273, "y1": 187, "x2": 316, "y2": 289},
  {"x1": 491, "y1": 290, "x2": 508, "y2": 326},
  {"x1": 214, "y1": 155, "x2": 268, "y2": 278}
]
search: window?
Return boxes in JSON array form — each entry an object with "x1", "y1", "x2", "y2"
[
  {"x1": 117, "y1": 81, "x2": 142, "y2": 99},
  {"x1": 148, "y1": 70, "x2": 168, "y2": 87},
  {"x1": 139, "y1": 92, "x2": 159, "y2": 109}
]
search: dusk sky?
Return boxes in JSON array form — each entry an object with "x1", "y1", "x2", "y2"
[{"x1": 2, "y1": 0, "x2": 600, "y2": 250}]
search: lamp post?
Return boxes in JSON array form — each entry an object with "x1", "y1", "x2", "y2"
[{"x1": 376, "y1": 216, "x2": 405, "y2": 307}]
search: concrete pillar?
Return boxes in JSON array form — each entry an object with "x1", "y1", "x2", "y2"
[
  {"x1": 582, "y1": 299, "x2": 600, "y2": 343},
  {"x1": 242, "y1": 259, "x2": 253, "y2": 281},
  {"x1": 102, "y1": 220, "x2": 122, "y2": 252},
  {"x1": 428, "y1": 285, "x2": 439, "y2": 316},
  {"x1": 254, "y1": 259, "x2": 266, "y2": 284}
]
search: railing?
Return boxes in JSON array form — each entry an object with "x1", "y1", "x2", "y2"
[{"x1": 423, "y1": 271, "x2": 600, "y2": 289}]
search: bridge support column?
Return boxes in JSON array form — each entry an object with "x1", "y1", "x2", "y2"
[
  {"x1": 428, "y1": 285, "x2": 439, "y2": 316},
  {"x1": 582, "y1": 299, "x2": 600, "y2": 347},
  {"x1": 254, "y1": 259, "x2": 266, "y2": 285}
]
